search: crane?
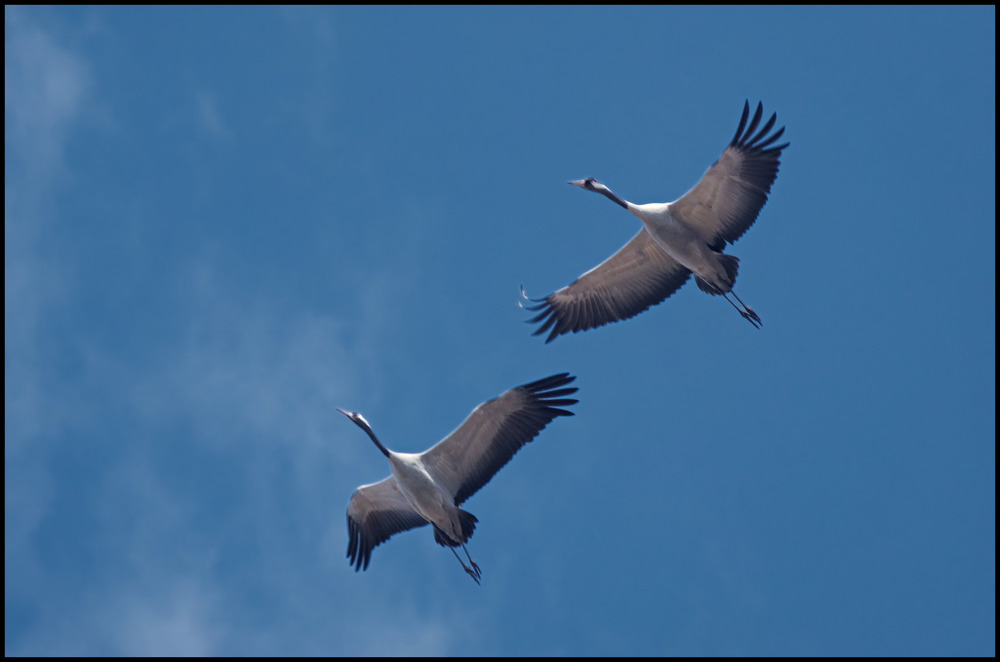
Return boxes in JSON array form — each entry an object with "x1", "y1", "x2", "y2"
[
  {"x1": 522, "y1": 100, "x2": 789, "y2": 342},
  {"x1": 340, "y1": 373, "x2": 578, "y2": 584}
]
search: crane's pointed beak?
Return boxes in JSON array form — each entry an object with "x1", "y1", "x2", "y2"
[
  {"x1": 336, "y1": 408, "x2": 351, "y2": 418},
  {"x1": 568, "y1": 179, "x2": 587, "y2": 188}
]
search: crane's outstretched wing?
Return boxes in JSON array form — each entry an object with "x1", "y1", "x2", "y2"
[
  {"x1": 421, "y1": 374, "x2": 578, "y2": 505},
  {"x1": 522, "y1": 229, "x2": 691, "y2": 343},
  {"x1": 347, "y1": 477, "x2": 428, "y2": 571},
  {"x1": 669, "y1": 100, "x2": 789, "y2": 248}
]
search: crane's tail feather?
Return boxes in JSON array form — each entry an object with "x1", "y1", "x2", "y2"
[
  {"x1": 695, "y1": 254, "x2": 740, "y2": 295},
  {"x1": 433, "y1": 509, "x2": 478, "y2": 547}
]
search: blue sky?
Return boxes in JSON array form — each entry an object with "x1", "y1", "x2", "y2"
[{"x1": 5, "y1": 5, "x2": 994, "y2": 656}]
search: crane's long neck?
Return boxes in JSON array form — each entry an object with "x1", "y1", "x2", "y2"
[
  {"x1": 595, "y1": 184, "x2": 628, "y2": 210},
  {"x1": 357, "y1": 421, "x2": 391, "y2": 458}
]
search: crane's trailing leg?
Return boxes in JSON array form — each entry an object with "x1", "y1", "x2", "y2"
[
  {"x1": 462, "y1": 543, "x2": 481, "y2": 581},
  {"x1": 730, "y1": 291, "x2": 761, "y2": 326},
  {"x1": 723, "y1": 292, "x2": 762, "y2": 329},
  {"x1": 450, "y1": 546, "x2": 482, "y2": 584}
]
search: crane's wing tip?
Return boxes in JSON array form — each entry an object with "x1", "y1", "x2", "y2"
[
  {"x1": 519, "y1": 373, "x2": 576, "y2": 393},
  {"x1": 519, "y1": 285, "x2": 550, "y2": 305},
  {"x1": 523, "y1": 302, "x2": 549, "y2": 314},
  {"x1": 519, "y1": 284, "x2": 540, "y2": 301}
]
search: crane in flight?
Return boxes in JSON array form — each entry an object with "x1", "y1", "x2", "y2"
[
  {"x1": 523, "y1": 100, "x2": 789, "y2": 342},
  {"x1": 340, "y1": 373, "x2": 578, "y2": 584}
]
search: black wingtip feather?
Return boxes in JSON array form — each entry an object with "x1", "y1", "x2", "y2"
[
  {"x1": 542, "y1": 387, "x2": 578, "y2": 398},
  {"x1": 743, "y1": 102, "x2": 764, "y2": 140},
  {"x1": 347, "y1": 517, "x2": 372, "y2": 572},
  {"x1": 448, "y1": 373, "x2": 579, "y2": 505},
  {"x1": 731, "y1": 100, "x2": 751, "y2": 145},
  {"x1": 532, "y1": 310, "x2": 558, "y2": 337},
  {"x1": 526, "y1": 308, "x2": 551, "y2": 323},
  {"x1": 519, "y1": 286, "x2": 549, "y2": 307},
  {"x1": 518, "y1": 372, "x2": 574, "y2": 391},
  {"x1": 747, "y1": 113, "x2": 777, "y2": 146},
  {"x1": 756, "y1": 126, "x2": 786, "y2": 150},
  {"x1": 521, "y1": 375, "x2": 578, "y2": 415},
  {"x1": 731, "y1": 101, "x2": 788, "y2": 156},
  {"x1": 520, "y1": 287, "x2": 562, "y2": 337}
]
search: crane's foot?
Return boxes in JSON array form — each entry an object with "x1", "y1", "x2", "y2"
[
  {"x1": 723, "y1": 292, "x2": 761, "y2": 329},
  {"x1": 740, "y1": 309, "x2": 762, "y2": 329},
  {"x1": 464, "y1": 563, "x2": 481, "y2": 584}
]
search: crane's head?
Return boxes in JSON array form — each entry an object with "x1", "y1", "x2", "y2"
[
  {"x1": 337, "y1": 408, "x2": 372, "y2": 433},
  {"x1": 338, "y1": 408, "x2": 390, "y2": 458},
  {"x1": 569, "y1": 178, "x2": 627, "y2": 210},
  {"x1": 569, "y1": 178, "x2": 604, "y2": 192}
]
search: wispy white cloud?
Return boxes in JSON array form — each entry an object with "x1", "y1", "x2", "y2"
[
  {"x1": 82, "y1": 453, "x2": 223, "y2": 656},
  {"x1": 5, "y1": 9, "x2": 92, "y2": 644},
  {"x1": 110, "y1": 579, "x2": 223, "y2": 657},
  {"x1": 5, "y1": 5, "x2": 91, "y2": 448},
  {"x1": 7, "y1": 250, "x2": 479, "y2": 654},
  {"x1": 139, "y1": 261, "x2": 480, "y2": 656},
  {"x1": 4, "y1": 9, "x2": 488, "y2": 656},
  {"x1": 4, "y1": 7, "x2": 90, "y2": 182},
  {"x1": 15, "y1": 568, "x2": 224, "y2": 656}
]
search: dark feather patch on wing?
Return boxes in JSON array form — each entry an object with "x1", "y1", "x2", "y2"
[
  {"x1": 346, "y1": 480, "x2": 429, "y2": 572},
  {"x1": 522, "y1": 230, "x2": 691, "y2": 343},
  {"x1": 452, "y1": 373, "x2": 577, "y2": 504},
  {"x1": 671, "y1": 100, "x2": 789, "y2": 247},
  {"x1": 420, "y1": 374, "x2": 579, "y2": 507}
]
